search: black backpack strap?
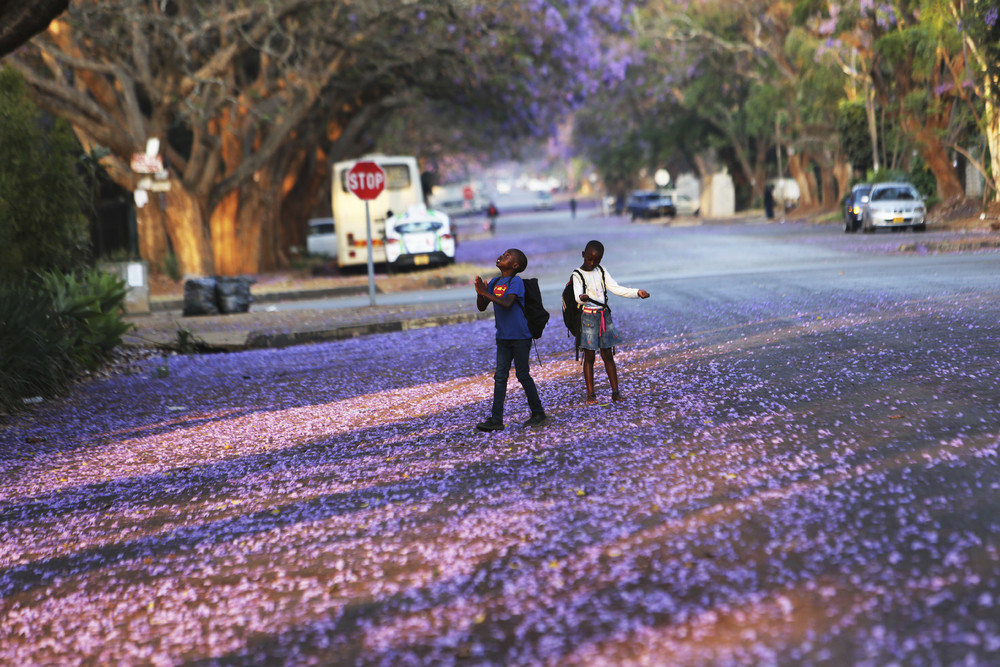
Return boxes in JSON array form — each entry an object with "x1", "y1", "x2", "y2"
[
  {"x1": 576, "y1": 268, "x2": 608, "y2": 310},
  {"x1": 598, "y1": 265, "x2": 611, "y2": 312}
]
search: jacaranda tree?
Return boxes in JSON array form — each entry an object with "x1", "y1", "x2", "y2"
[{"x1": 3, "y1": 0, "x2": 632, "y2": 276}]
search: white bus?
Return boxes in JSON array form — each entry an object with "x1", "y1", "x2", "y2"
[{"x1": 331, "y1": 155, "x2": 423, "y2": 268}]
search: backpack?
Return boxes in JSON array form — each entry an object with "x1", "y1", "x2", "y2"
[
  {"x1": 561, "y1": 270, "x2": 585, "y2": 339},
  {"x1": 519, "y1": 277, "x2": 549, "y2": 339}
]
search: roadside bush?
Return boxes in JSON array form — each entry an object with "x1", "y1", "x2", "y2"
[
  {"x1": 38, "y1": 269, "x2": 134, "y2": 369},
  {"x1": 0, "y1": 280, "x2": 72, "y2": 414},
  {"x1": 0, "y1": 67, "x2": 92, "y2": 282},
  {"x1": 0, "y1": 269, "x2": 133, "y2": 413}
]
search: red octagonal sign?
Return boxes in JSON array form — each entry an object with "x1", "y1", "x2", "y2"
[{"x1": 347, "y1": 161, "x2": 386, "y2": 201}]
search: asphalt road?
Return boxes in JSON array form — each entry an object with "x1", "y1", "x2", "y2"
[{"x1": 4, "y1": 211, "x2": 1000, "y2": 664}]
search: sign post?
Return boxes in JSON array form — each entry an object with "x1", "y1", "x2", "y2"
[{"x1": 346, "y1": 161, "x2": 386, "y2": 306}]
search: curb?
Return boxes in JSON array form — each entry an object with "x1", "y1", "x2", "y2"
[
  {"x1": 150, "y1": 284, "x2": 374, "y2": 312},
  {"x1": 149, "y1": 272, "x2": 480, "y2": 312},
  {"x1": 131, "y1": 311, "x2": 493, "y2": 352},
  {"x1": 897, "y1": 238, "x2": 1000, "y2": 253},
  {"x1": 241, "y1": 311, "x2": 492, "y2": 350}
]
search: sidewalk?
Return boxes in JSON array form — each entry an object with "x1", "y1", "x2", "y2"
[{"x1": 127, "y1": 261, "x2": 492, "y2": 352}]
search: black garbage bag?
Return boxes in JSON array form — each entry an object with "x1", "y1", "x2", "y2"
[
  {"x1": 216, "y1": 276, "x2": 254, "y2": 314},
  {"x1": 183, "y1": 276, "x2": 219, "y2": 316}
]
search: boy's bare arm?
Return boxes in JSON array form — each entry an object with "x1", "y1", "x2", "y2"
[
  {"x1": 474, "y1": 276, "x2": 516, "y2": 309},
  {"x1": 474, "y1": 277, "x2": 490, "y2": 311}
]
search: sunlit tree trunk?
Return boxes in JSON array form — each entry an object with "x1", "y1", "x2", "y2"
[
  {"x1": 787, "y1": 152, "x2": 815, "y2": 209},
  {"x1": 136, "y1": 198, "x2": 170, "y2": 271},
  {"x1": 904, "y1": 118, "x2": 964, "y2": 201},
  {"x1": 153, "y1": 182, "x2": 214, "y2": 276},
  {"x1": 984, "y1": 96, "x2": 1000, "y2": 203},
  {"x1": 819, "y1": 156, "x2": 839, "y2": 210},
  {"x1": 832, "y1": 157, "x2": 851, "y2": 205}
]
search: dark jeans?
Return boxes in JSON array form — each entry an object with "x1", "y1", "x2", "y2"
[{"x1": 492, "y1": 338, "x2": 543, "y2": 421}]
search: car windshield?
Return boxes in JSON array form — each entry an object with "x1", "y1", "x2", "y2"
[
  {"x1": 309, "y1": 222, "x2": 334, "y2": 235},
  {"x1": 871, "y1": 186, "x2": 917, "y2": 202},
  {"x1": 395, "y1": 221, "x2": 443, "y2": 234}
]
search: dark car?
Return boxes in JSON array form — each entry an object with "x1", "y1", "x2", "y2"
[
  {"x1": 843, "y1": 183, "x2": 873, "y2": 233},
  {"x1": 626, "y1": 191, "x2": 676, "y2": 220}
]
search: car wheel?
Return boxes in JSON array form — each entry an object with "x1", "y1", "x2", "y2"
[
  {"x1": 913, "y1": 223, "x2": 926, "y2": 232},
  {"x1": 862, "y1": 217, "x2": 873, "y2": 234},
  {"x1": 844, "y1": 216, "x2": 853, "y2": 233}
]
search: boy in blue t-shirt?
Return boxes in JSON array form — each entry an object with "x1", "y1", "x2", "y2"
[{"x1": 473, "y1": 248, "x2": 547, "y2": 432}]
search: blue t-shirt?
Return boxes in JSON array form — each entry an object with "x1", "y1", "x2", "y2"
[{"x1": 488, "y1": 276, "x2": 531, "y2": 340}]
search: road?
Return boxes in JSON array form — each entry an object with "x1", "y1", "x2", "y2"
[
  {"x1": 3, "y1": 210, "x2": 1000, "y2": 665},
  {"x1": 268, "y1": 203, "x2": 1000, "y2": 318}
]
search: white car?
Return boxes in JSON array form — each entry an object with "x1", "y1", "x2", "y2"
[
  {"x1": 861, "y1": 182, "x2": 926, "y2": 233},
  {"x1": 384, "y1": 204, "x2": 456, "y2": 269},
  {"x1": 306, "y1": 218, "x2": 336, "y2": 257},
  {"x1": 533, "y1": 191, "x2": 555, "y2": 210},
  {"x1": 671, "y1": 192, "x2": 700, "y2": 216}
]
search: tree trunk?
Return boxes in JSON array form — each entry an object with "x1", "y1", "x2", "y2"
[
  {"x1": 904, "y1": 117, "x2": 964, "y2": 200},
  {"x1": 136, "y1": 198, "x2": 170, "y2": 273},
  {"x1": 280, "y1": 148, "x2": 330, "y2": 257},
  {"x1": 787, "y1": 152, "x2": 815, "y2": 208},
  {"x1": 211, "y1": 181, "x2": 270, "y2": 276},
  {"x1": 163, "y1": 183, "x2": 214, "y2": 276},
  {"x1": 833, "y1": 158, "x2": 851, "y2": 204},
  {"x1": 865, "y1": 82, "x2": 880, "y2": 172},
  {"x1": 135, "y1": 181, "x2": 212, "y2": 276},
  {"x1": 819, "y1": 161, "x2": 838, "y2": 210},
  {"x1": 920, "y1": 144, "x2": 964, "y2": 201},
  {"x1": 0, "y1": 0, "x2": 69, "y2": 56},
  {"x1": 985, "y1": 96, "x2": 1000, "y2": 202}
]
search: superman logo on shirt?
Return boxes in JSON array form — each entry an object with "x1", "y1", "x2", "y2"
[{"x1": 493, "y1": 282, "x2": 508, "y2": 297}]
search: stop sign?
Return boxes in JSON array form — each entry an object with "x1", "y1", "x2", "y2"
[{"x1": 347, "y1": 161, "x2": 386, "y2": 200}]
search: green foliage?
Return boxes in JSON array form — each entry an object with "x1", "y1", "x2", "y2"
[
  {"x1": 0, "y1": 280, "x2": 72, "y2": 414},
  {"x1": 907, "y1": 153, "x2": 938, "y2": 200},
  {"x1": 791, "y1": 0, "x2": 827, "y2": 26},
  {"x1": 837, "y1": 100, "x2": 874, "y2": 173},
  {"x1": 163, "y1": 250, "x2": 181, "y2": 282},
  {"x1": 0, "y1": 67, "x2": 92, "y2": 282},
  {"x1": 1, "y1": 266, "x2": 135, "y2": 413},
  {"x1": 37, "y1": 269, "x2": 134, "y2": 369},
  {"x1": 866, "y1": 168, "x2": 910, "y2": 184}
]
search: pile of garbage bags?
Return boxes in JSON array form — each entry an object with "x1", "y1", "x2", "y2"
[{"x1": 182, "y1": 276, "x2": 255, "y2": 316}]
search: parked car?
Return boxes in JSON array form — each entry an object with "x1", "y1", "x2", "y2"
[
  {"x1": 384, "y1": 204, "x2": 455, "y2": 270},
  {"x1": 626, "y1": 190, "x2": 676, "y2": 220},
  {"x1": 533, "y1": 191, "x2": 555, "y2": 210},
  {"x1": 861, "y1": 182, "x2": 926, "y2": 233},
  {"x1": 306, "y1": 217, "x2": 337, "y2": 257},
  {"x1": 843, "y1": 183, "x2": 873, "y2": 233},
  {"x1": 663, "y1": 190, "x2": 700, "y2": 216}
]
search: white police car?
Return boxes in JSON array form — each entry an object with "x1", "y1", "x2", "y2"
[{"x1": 385, "y1": 204, "x2": 456, "y2": 269}]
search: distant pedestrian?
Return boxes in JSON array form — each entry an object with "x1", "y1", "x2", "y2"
[
  {"x1": 572, "y1": 240, "x2": 650, "y2": 404},
  {"x1": 570, "y1": 197, "x2": 577, "y2": 219},
  {"x1": 474, "y1": 248, "x2": 547, "y2": 431},
  {"x1": 486, "y1": 201, "x2": 499, "y2": 234},
  {"x1": 764, "y1": 184, "x2": 775, "y2": 220}
]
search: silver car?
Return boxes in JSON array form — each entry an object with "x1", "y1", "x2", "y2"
[{"x1": 861, "y1": 182, "x2": 926, "y2": 233}]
